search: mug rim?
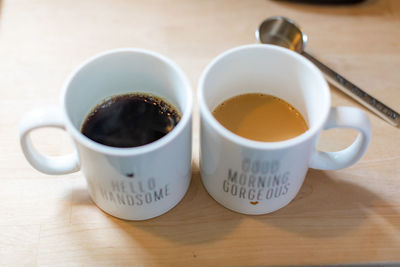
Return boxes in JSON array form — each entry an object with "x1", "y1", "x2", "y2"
[
  {"x1": 61, "y1": 48, "x2": 193, "y2": 156},
  {"x1": 197, "y1": 44, "x2": 331, "y2": 150}
]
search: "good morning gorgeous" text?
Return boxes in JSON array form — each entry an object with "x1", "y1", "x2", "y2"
[{"x1": 222, "y1": 158, "x2": 290, "y2": 202}]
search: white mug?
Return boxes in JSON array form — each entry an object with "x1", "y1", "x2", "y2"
[
  {"x1": 198, "y1": 44, "x2": 371, "y2": 215},
  {"x1": 19, "y1": 48, "x2": 193, "y2": 220}
]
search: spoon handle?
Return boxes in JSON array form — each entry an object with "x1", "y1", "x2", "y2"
[{"x1": 302, "y1": 51, "x2": 400, "y2": 127}]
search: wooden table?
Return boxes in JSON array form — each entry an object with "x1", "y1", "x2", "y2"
[{"x1": 1, "y1": 0, "x2": 400, "y2": 266}]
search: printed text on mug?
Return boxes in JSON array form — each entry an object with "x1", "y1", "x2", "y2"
[
  {"x1": 94, "y1": 177, "x2": 170, "y2": 206},
  {"x1": 222, "y1": 158, "x2": 290, "y2": 204}
]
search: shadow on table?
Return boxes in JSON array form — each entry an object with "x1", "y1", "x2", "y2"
[
  {"x1": 110, "y1": 166, "x2": 244, "y2": 245},
  {"x1": 66, "y1": 160, "x2": 242, "y2": 245},
  {"x1": 253, "y1": 169, "x2": 400, "y2": 238},
  {"x1": 272, "y1": 0, "x2": 386, "y2": 16},
  {"x1": 274, "y1": 0, "x2": 368, "y2": 5},
  {"x1": 109, "y1": 167, "x2": 399, "y2": 244},
  {"x1": 63, "y1": 164, "x2": 399, "y2": 267},
  {"x1": 67, "y1": 164, "x2": 399, "y2": 243}
]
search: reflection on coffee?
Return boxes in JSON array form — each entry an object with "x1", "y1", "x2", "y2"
[
  {"x1": 81, "y1": 93, "x2": 181, "y2": 148},
  {"x1": 212, "y1": 93, "x2": 308, "y2": 142}
]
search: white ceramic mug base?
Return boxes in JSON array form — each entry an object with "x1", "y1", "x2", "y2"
[{"x1": 198, "y1": 44, "x2": 371, "y2": 215}]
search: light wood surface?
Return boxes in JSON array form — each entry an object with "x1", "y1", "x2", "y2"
[{"x1": 1, "y1": 0, "x2": 400, "y2": 266}]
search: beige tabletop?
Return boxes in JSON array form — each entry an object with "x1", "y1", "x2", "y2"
[{"x1": 1, "y1": 0, "x2": 400, "y2": 266}]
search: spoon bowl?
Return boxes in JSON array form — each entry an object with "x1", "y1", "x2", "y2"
[{"x1": 256, "y1": 16, "x2": 307, "y2": 53}]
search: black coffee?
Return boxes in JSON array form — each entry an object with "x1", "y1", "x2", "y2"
[{"x1": 81, "y1": 93, "x2": 181, "y2": 148}]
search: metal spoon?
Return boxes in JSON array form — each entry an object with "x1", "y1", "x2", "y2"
[{"x1": 256, "y1": 16, "x2": 400, "y2": 127}]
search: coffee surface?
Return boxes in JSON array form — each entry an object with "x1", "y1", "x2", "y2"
[
  {"x1": 212, "y1": 93, "x2": 308, "y2": 142},
  {"x1": 81, "y1": 93, "x2": 180, "y2": 148}
]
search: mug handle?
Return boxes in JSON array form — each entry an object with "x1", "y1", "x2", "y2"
[
  {"x1": 19, "y1": 107, "x2": 80, "y2": 175},
  {"x1": 309, "y1": 106, "x2": 371, "y2": 170}
]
